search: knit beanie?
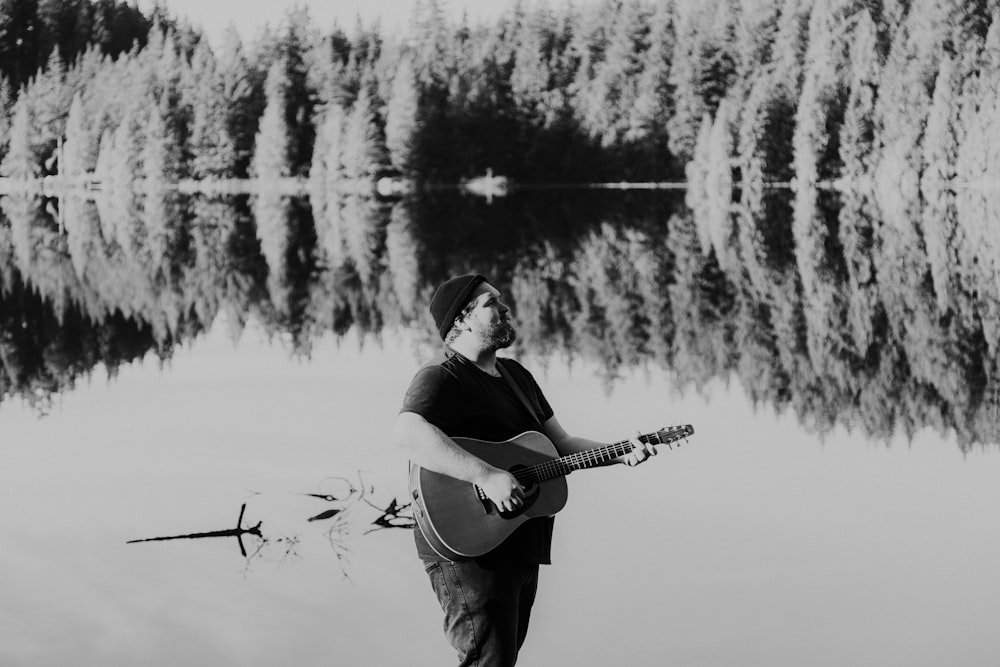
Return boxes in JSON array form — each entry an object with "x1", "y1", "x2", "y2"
[{"x1": 429, "y1": 273, "x2": 488, "y2": 340}]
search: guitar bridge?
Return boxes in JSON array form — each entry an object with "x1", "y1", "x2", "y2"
[
  {"x1": 474, "y1": 485, "x2": 493, "y2": 514},
  {"x1": 473, "y1": 482, "x2": 539, "y2": 519}
]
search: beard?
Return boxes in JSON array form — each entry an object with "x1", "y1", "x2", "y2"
[{"x1": 481, "y1": 318, "x2": 517, "y2": 351}]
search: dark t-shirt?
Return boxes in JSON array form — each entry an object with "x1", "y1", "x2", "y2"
[{"x1": 400, "y1": 347, "x2": 556, "y2": 567}]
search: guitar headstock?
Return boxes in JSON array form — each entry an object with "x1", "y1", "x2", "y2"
[{"x1": 644, "y1": 424, "x2": 694, "y2": 449}]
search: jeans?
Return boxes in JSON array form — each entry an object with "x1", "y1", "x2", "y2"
[{"x1": 423, "y1": 559, "x2": 540, "y2": 667}]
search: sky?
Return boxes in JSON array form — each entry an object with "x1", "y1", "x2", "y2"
[{"x1": 137, "y1": 0, "x2": 558, "y2": 46}]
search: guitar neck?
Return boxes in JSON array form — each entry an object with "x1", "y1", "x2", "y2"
[{"x1": 526, "y1": 433, "x2": 658, "y2": 483}]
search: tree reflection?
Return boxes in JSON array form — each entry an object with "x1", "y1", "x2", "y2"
[{"x1": 1, "y1": 187, "x2": 999, "y2": 448}]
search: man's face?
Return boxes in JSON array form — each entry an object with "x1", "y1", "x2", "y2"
[{"x1": 462, "y1": 283, "x2": 516, "y2": 350}]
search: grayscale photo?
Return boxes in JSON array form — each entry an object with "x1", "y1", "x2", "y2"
[{"x1": 1, "y1": 0, "x2": 998, "y2": 665}]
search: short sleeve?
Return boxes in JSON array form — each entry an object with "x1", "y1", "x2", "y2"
[{"x1": 400, "y1": 365, "x2": 462, "y2": 428}]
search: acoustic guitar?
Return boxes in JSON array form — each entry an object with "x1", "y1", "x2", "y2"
[{"x1": 409, "y1": 425, "x2": 694, "y2": 561}]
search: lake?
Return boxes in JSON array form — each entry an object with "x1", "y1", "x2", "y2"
[{"x1": 2, "y1": 187, "x2": 999, "y2": 666}]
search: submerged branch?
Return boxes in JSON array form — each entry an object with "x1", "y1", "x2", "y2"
[{"x1": 126, "y1": 503, "x2": 263, "y2": 557}]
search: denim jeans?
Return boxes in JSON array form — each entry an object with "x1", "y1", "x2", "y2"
[{"x1": 423, "y1": 559, "x2": 540, "y2": 667}]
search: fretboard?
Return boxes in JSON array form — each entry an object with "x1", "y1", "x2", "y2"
[{"x1": 513, "y1": 431, "x2": 669, "y2": 485}]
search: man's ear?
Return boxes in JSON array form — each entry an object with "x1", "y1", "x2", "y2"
[{"x1": 454, "y1": 305, "x2": 475, "y2": 331}]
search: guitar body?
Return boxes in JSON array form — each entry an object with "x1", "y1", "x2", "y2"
[
  {"x1": 409, "y1": 431, "x2": 569, "y2": 561},
  {"x1": 408, "y1": 424, "x2": 693, "y2": 561}
]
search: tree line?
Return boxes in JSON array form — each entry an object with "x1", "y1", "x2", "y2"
[{"x1": 3, "y1": 0, "x2": 1000, "y2": 190}]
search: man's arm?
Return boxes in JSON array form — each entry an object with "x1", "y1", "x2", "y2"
[
  {"x1": 392, "y1": 411, "x2": 526, "y2": 512},
  {"x1": 541, "y1": 416, "x2": 656, "y2": 467}
]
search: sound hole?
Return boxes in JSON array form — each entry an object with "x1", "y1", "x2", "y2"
[
  {"x1": 496, "y1": 465, "x2": 539, "y2": 519},
  {"x1": 476, "y1": 465, "x2": 540, "y2": 518}
]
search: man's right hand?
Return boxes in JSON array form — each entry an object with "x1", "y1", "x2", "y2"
[{"x1": 477, "y1": 469, "x2": 525, "y2": 513}]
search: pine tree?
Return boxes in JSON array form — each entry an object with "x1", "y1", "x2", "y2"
[
  {"x1": 218, "y1": 27, "x2": 261, "y2": 178},
  {"x1": 61, "y1": 91, "x2": 90, "y2": 177},
  {"x1": 0, "y1": 101, "x2": 38, "y2": 179},
  {"x1": 142, "y1": 96, "x2": 183, "y2": 184},
  {"x1": 108, "y1": 107, "x2": 141, "y2": 189},
  {"x1": 731, "y1": 0, "x2": 782, "y2": 84},
  {"x1": 666, "y1": 1, "x2": 737, "y2": 162},
  {"x1": 410, "y1": 0, "x2": 451, "y2": 88},
  {"x1": 304, "y1": 29, "x2": 345, "y2": 111},
  {"x1": 839, "y1": 8, "x2": 880, "y2": 187},
  {"x1": 93, "y1": 126, "x2": 114, "y2": 181},
  {"x1": 626, "y1": 1, "x2": 674, "y2": 144},
  {"x1": 251, "y1": 58, "x2": 293, "y2": 181},
  {"x1": 685, "y1": 112, "x2": 714, "y2": 245},
  {"x1": 308, "y1": 103, "x2": 345, "y2": 212},
  {"x1": 341, "y1": 70, "x2": 387, "y2": 182},
  {"x1": 954, "y1": 12, "x2": 1000, "y2": 187},
  {"x1": 922, "y1": 54, "x2": 959, "y2": 191},
  {"x1": 581, "y1": 0, "x2": 650, "y2": 147},
  {"x1": 565, "y1": 0, "x2": 613, "y2": 131},
  {"x1": 252, "y1": 189, "x2": 294, "y2": 315},
  {"x1": 187, "y1": 41, "x2": 240, "y2": 179},
  {"x1": 872, "y1": 0, "x2": 954, "y2": 198},
  {"x1": 0, "y1": 75, "x2": 13, "y2": 160},
  {"x1": 276, "y1": 7, "x2": 318, "y2": 176},
  {"x1": 30, "y1": 46, "x2": 73, "y2": 172},
  {"x1": 509, "y1": 4, "x2": 554, "y2": 124},
  {"x1": 384, "y1": 58, "x2": 420, "y2": 172},
  {"x1": 770, "y1": 0, "x2": 812, "y2": 91},
  {"x1": 703, "y1": 99, "x2": 737, "y2": 266},
  {"x1": 383, "y1": 208, "x2": 421, "y2": 326},
  {"x1": 792, "y1": 0, "x2": 849, "y2": 190},
  {"x1": 738, "y1": 71, "x2": 796, "y2": 192},
  {"x1": 544, "y1": 3, "x2": 581, "y2": 123}
]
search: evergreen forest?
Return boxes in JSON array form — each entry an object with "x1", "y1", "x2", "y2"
[
  {"x1": 2, "y1": 0, "x2": 1000, "y2": 447},
  {"x1": 3, "y1": 0, "x2": 1000, "y2": 192}
]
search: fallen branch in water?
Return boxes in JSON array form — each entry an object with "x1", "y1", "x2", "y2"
[{"x1": 126, "y1": 503, "x2": 262, "y2": 557}]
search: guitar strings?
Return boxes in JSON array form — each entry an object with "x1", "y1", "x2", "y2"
[{"x1": 512, "y1": 427, "x2": 689, "y2": 484}]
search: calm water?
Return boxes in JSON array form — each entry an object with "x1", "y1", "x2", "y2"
[{"x1": 2, "y1": 188, "x2": 999, "y2": 666}]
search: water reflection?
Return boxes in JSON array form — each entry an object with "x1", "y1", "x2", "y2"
[
  {"x1": 127, "y1": 503, "x2": 264, "y2": 557},
  {"x1": 125, "y1": 472, "x2": 416, "y2": 575},
  {"x1": 1, "y1": 187, "x2": 999, "y2": 447}
]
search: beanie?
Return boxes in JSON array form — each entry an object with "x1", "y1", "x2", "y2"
[{"x1": 429, "y1": 273, "x2": 488, "y2": 340}]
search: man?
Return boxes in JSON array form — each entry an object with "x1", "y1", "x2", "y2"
[{"x1": 392, "y1": 273, "x2": 656, "y2": 667}]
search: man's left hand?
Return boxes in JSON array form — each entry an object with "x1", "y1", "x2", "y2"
[{"x1": 618, "y1": 433, "x2": 658, "y2": 467}]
